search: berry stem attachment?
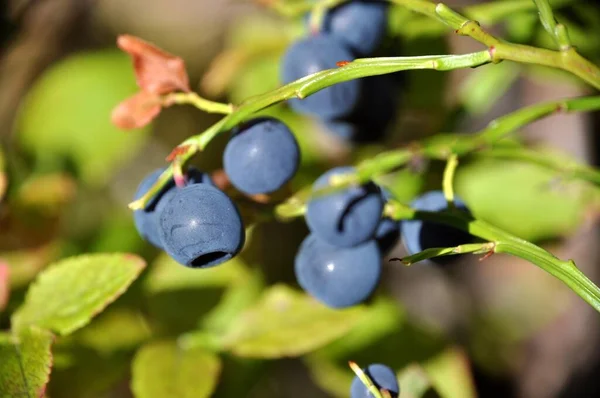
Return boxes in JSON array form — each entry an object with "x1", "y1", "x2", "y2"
[
  {"x1": 348, "y1": 361, "x2": 386, "y2": 398},
  {"x1": 442, "y1": 153, "x2": 458, "y2": 207}
]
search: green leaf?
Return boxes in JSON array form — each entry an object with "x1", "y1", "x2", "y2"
[
  {"x1": 73, "y1": 307, "x2": 151, "y2": 353},
  {"x1": 17, "y1": 50, "x2": 150, "y2": 186},
  {"x1": 397, "y1": 364, "x2": 439, "y2": 398},
  {"x1": 422, "y1": 347, "x2": 476, "y2": 398},
  {"x1": 0, "y1": 327, "x2": 54, "y2": 398},
  {"x1": 131, "y1": 341, "x2": 221, "y2": 398},
  {"x1": 456, "y1": 158, "x2": 585, "y2": 242},
  {"x1": 145, "y1": 252, "x2": 249, "y2": 294},
  {"x1": 12, "y1": 253, "x2": 146, "y2": 335},
  {"x1": 219, "y1": 284, "x2": 365, "y2": 358}
]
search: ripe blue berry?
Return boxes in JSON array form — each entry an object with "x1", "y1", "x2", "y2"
[
  {"x1": 321, "y1": 1, "x2": 388, "y2": 56},
  {"x1": 223, "y1": 117, "x2": 300, "y2": 195},
  {"x1": 280, "y1": 35, "x2": 361, "y2": 119},
  {"x1": 306, "y1": 167, "x2": 383, "y2": 248},
  {"x1": 324, "y1": 75, "x2": 399, "y2": 143},
  {"x1": 375, "y1": 188, "x2": 401, "y2": 255},
  {"x1": 350, "y1": 363, "x2": 399, "y2": 398},
  {"x1": 158, "y1": 184, "x2": 245, "y2": 268},
  {"x1": 401, "y1": 190, "x2": 473, "y2": 263},
  {"x1": 294, "y1": 234, "x2": 381, "y2": 308},
  {"x1": 133, "y1": 167, "x2": 213, "y2": 249}
]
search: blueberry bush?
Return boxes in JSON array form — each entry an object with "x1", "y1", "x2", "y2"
[{"x1": 2, "y1": 0, "x2": 600, "y2": 397}]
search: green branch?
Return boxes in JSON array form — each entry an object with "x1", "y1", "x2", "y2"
[
  {"x1": 129, "y1": 50, "x2": 492, "y2": 210},
  {"x1": 385, "y1": 202, "x2": 600, "y2": 312}
]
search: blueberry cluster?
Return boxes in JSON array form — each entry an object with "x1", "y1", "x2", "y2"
[
  {"x1": 281, "y1": 0, "x2": 398, "y2": 143},
  {"x1": 133, "y1": 117, "x2": 300, "y2": 268},
  {"x1": 351, "y1": 363, "x2": 399, "y2": 398},
  {"x1": 295, "y1": 181, "x2": 473, "y2": 308},
  {"x1": 294, "y1": 167, "x2": 400, "y2": 309}
]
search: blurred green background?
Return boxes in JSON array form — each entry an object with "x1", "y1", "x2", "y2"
[{"x1": 1, "y1": 0, "x2": 600, "y2": 397}]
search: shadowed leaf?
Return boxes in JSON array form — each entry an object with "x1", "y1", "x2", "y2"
[
  {"x1": 12, "y1": 253, "x2": 146, "y2": 335},
  {"x1": 0, "y1": 327, "x2": 54, "y2": 398},
  {"x1": 131, "y1": 341, "x2": 221, "y2": 398}
]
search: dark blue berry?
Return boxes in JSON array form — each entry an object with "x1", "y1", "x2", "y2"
[
  {"x1": 401, "y1": 190, "x2": 473, "y2": 264},
  {"x1": 322, "y1": 1, "x2": 388, "y2": 56},
  {"x1": 306, "y1": 167, "x2": 383, "y2": 247},
  {"x1": 158, "y1": 184, "x2": 245, "y2": 268},
  {"x1": 294, "y1": 234, "x2": 381, "y2": 308},
  {"x1": 350, "y1": 363, "x2": 399, "y2": 398},
  {"x1": 133, "y1": 167, "x2": 213, "y2": 248},
  {"x1": 375, "y1": 188, "x2": 401, "y2": 255},
  {"x1": 223, "y1": 117, "x2": 300, "y2": 195},
  {"x1": 324, "y1": 74, "x2": 399, "y2": 143},
  {"x1": 280, "y1": 35, "x2": 361, "y2": 119}
]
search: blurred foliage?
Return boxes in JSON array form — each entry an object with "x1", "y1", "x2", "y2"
[{"x1": 1, "y1": 0, "x2": 600, "y2": 397}]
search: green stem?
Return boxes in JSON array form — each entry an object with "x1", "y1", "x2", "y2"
[
  {"x1": 397, "y1": 242, "x2": 495, "y2": 265},
  {"x1": 163, "y1": 92, "x2": 233, "y2": 114},
  {"x1": 533, "y1": 0, "x2": 571, "y2": 50},
  {"x1": 129, "y1": 50, "x2": 492, "y2": 210},
  {"x1": 387, "y1": 202, "x2": 600, "y2": 312}
]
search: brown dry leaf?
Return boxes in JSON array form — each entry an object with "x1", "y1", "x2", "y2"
[
  {"x1": 112, "y1": 91, "x2": 162, "y2": 130},
  {"x1": 117, "y1": 35, "x2": 190, "y2": 95}
]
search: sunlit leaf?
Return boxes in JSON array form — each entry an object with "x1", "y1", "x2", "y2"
[
  {"x1": 0, "y1": 327, "x2": 54, "y2": 398},
  {"x1": 131, "y1": 341, "x2": 221, "y2": 398},
  {"x1": 12, "y1": 253, "x2": 146, "y2": 335},
  {"x1": 220, "y1": 284, "x2": 365, "y2": 358}
]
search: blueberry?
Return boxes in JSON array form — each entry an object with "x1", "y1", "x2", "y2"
[
  {"x1": 158, "y1": 184, "x2": 245, "y2": 268},
  {"x1": 350, "y1": 363, "x2": 399, "y2": 398},
  {"x1": 294, "y1": 234, "x2": 381, "y2": 308},
  {"x1": 375, "y1": 188, "x2": 401, "y2": 255},
  {"x1": 321, "y1": 1, "x2": 388, "y2": 56},
  {"x1": 306, "y1": 167, "x2": 383, "y2": 247},
  {"x1": 133, "y1": 167, "x2": 214, "y2": 248},
  {"x1": 280, "y1": 35, "x2": 361, "y2": 119},
  {"x1": 324, "y1": 74, "x2": 399, "y2": 143},
  {"x1": 401, "y1": 190, "x2": 473, "y2": 264},
  {"x1": 223, "y1": 117, "x2": 300, "y2": 195}
]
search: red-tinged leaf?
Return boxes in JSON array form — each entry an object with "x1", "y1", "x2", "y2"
[
  {"x1": 117, "y1": 35, "x2": 190, "y2": 94},
  {"x1": 0, "y1": 327, "x2": 54, "y2": 398},
  {"x1": 112, "y1": 91, "x2": 162, "y2": 130},
  {"x1": 0, "y1": 262, "x2": 8, "y2": 312}
]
